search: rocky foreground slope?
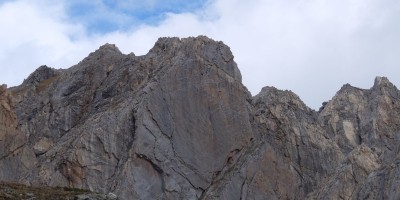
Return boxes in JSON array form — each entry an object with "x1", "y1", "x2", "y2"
[
  {"x1": 0, "y1": 181, "x2": 117, "y2": 200},
  {"x1": 0, "y1": 36, "x2": 399, "y2": 199}
]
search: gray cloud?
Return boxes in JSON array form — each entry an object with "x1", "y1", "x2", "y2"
[{"x1": 0, "y1": 0, "x2": 399, "y2": 109}]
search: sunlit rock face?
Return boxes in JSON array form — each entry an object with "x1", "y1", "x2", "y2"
[{"x1": 1, "y1": 36, "x2": 399, "y2": 200}]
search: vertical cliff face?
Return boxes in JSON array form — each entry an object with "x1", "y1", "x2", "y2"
[
  {"x1": 1, "y1": 36, "x2": 399, "y2": 199},
  {"x1": 0, "y1": 85, "x2": 36, "y2": 182},
  {"x1": 2, "y1": 36, "x2": 253, "y2": 199}
]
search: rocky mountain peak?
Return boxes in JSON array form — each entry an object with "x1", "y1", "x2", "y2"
[
  {"x1": 373, "y1": 76, "x2": 392, "y2": 88},
  {"x1": 148, "y1": 37, "x2": 181, "y2": 54},
  {"x1": 371, "y1": 76, "x2": 398, "y2": 97},
  {"x1": 336, "y1": 83, "x2": 365, "y2": 96},
  {"x1": 74, "y1": 43, "x2": 124, "y2": 72},
  {"x1": 148, "y1": 36, "x2": 242, "y2": 82},
  {"x1": 253, "y1": 86, "x2": 310, "y2": 112},
  {"x1": 148, "y1": 36, "x2": 227, "y2": 54},
  {"x1": 1, "y1": 37, "x2": 400, "y2": 200},
  {"x1": 97, "y1": 43, "x2": 122, "y2": 54},
  {"x1": 22, "y1": 65, "x2": 59, "y2": 85}
]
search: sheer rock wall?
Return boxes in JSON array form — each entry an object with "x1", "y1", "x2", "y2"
[{"x1": 1, "y1": 36, "x2": 399, "y2": 200}]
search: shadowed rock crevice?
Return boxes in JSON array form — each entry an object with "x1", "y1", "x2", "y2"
[{"x1": 1, "y1": 36, "x2": 400, "y2": 199}]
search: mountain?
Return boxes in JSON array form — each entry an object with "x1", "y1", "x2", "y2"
[{"x1": 0, "y1": 36, "x2": 399, "y2": 200}]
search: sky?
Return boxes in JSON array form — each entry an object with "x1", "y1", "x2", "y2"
[{"x1": 0, "y1": 0, "x2": 399, "y2": 110}]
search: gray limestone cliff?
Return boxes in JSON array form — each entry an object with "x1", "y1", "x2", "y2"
[{"x1": 0, "y1": 36, "x2": 399, "y2": 200}]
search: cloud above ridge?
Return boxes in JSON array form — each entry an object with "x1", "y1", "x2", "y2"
[{"x1": 1, "y1": 0, "x2": 400, "y2": 109}]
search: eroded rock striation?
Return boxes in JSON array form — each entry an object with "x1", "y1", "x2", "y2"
[{"x1": 0, "y1": 36, "x2": 399, "y2": 199}]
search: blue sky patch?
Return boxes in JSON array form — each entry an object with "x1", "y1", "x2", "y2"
[{"x1": 65, "y1": 0, "x2": 208, "y2": 34}]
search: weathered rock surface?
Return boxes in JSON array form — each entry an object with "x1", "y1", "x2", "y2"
[
  {"x1": 310, "y1": 77, "x2": 400, "y2": 200},
  {"x1": 0, "y1": 84, "x2": 37, "y2": 183},
  {"x1": 0, "y1": 36, "x2": 399, "y2": 199}
]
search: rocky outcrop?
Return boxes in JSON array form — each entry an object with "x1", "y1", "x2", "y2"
[
  {"x1": 0, "y1": 84, "x2": 37, "y2": 183},
  {"x1": 310, "y1": 77, "x2": 400, "y2": 199},
  {"x1": 0, "y1": 36, "x2": 399, "y2": 199}
]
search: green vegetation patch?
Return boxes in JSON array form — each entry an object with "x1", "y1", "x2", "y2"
[{"x1": 0, "y1": 182, "x2": 92, "y2": 200}]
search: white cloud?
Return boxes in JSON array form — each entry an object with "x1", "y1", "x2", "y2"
[
  {"x1": 1, "y1": 0, "x2": 400, "y2": 109},
  {"x1": 0, "y1": 0, "x2": 96, "y2": 86}
]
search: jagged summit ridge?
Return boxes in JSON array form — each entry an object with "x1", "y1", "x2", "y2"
[
  {"x1": 148, "y1": 36, "x2": 242, "y2": 82},
  {"x1": 68, "y1": 36, "x2": 242, "y2": 85},
  {"x1": 1, "y1": 36, "x2": 400, "y2": 200},
  {"x1": 89, "y1": 43, "x2": 122, "y2": 57},
  {"x1": 22, "y1": 65, "x2": 59, "y2": 85},
  {"x1": 374, "y1": 76, "x2": 393, "y2": 88},
  {"x1": 254, "y1": 86, "x2": 311, "y2": 112}
]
